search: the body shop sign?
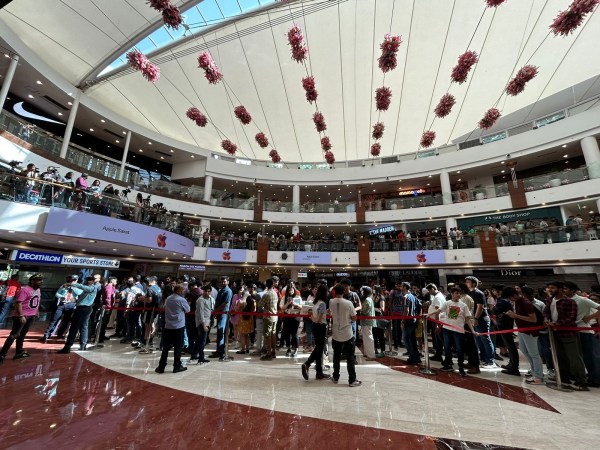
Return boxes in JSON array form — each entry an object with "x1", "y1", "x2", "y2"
[{"x1": 44, "y1": 208, "x2": 195, "y2": 257}]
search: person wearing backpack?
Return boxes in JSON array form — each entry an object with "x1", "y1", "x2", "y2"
[{"x1": 505, "y1": 286, "x2": 544, "y2": 385}]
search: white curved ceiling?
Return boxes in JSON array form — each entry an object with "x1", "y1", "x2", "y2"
[{"x1": 1, "y1": 0, "x2": 599, "y2": 163}]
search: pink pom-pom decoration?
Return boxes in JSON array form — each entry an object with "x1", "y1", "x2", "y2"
[
  {"x1": 486, "y1": 0, "x2": 508, "y2": 7},
  {"x1": 420, "y1": 130, "x2": 436, "y2": 148},
  {"x1": 478, "y1": 108, "x2": 502, "y2": 130},
  {"x1": 434, "y1": 93, "x2": 456, "y2": 118},
  {"x1": 197, "y1": 51, "x2": 223, "y2": 85},
  {"x1": 370, "y1": 143, "x2": 381, "y2": 157},
  {"x1": 255, "y1": 132, "x2": 269, "y2": 148},
  {"x1": 234, "y1": 105, "x2": 252, "y2": 125},
  {"x1": 375, "y1": 87, "x2": 392, "y2": 111},
  {"x1": 287, "y1": 24, "x2": 308, "y2": 63},
  {"x1": 324, "y1": 151, "x2": 335, "y2": 164},
  {"x1": 451, "y1": 51, "x2": 478, "y2": 84},
  {"x1": 147, "y1": 0, "x2": 169, "y2": 11},
  {"x1": 313, "y1": 112, "x2": 327, "y2": 132},
  {"x1": 506, "y1": 65, "x2": 538, "y2": 96},
  {"x1": 320, "y1": 136, "x2": 332, "y2": 151},
  {"x1": 302, "y1": 76, "x2": 318, "y2": 103},
  {"x1": 378, "y1": 34, "x2": 402, "y2": 73},
  {"x1": 269, "y1": 149, "x2": 281, "y2": 163},
  {"x1": 186, "y1": 107, "x2": 208, "y2": 127},
  {"x1": 221, "y1": 139, "x2": 238, "y2": 155},
  {"x1": 162, "y1": 4, "x2": 183, "y2": 30},
  {"x1": 550, "y1": 0, "x2": 599, "y2": 36},
  {"x1": 142, "y1": 63, "x2": 160, "y2": 83},
  {"x1": 372, "y1": 122, "x2": 385, "y2": 140},
  {"x1": 127, "y1": 50, "x2": 148, "y2": 71}
]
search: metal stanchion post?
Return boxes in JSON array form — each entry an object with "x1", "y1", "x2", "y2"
[
  {"x1": 419, "y1": 316, "x2": 437, "y2": 375},
  {"x1": 384, "y1": 319, "x2": 398, "y2": 357},
  {"x1": 91, "y1": 306, "x2": 105, "y2": 349},
  {"x1": 221, "y1": 308, "x2": 234, "y2": 362},
  {"x1": 545, "y1": 327, "x2": 573, "y2": 392}
]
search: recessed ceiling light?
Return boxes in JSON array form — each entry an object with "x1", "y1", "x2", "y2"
[
  {"x1": 170, "y1": 149, "x2": 174, "y2": 153},
  {"x1": 456, "y1": 171, "x2": 461, "y2": 174},
  {"x1": 139, "y1": 149, "x2": 143, "y2": 152},
  {"x1": 191, "y1": 155, "x2": 195, "y2": 158},
  {"x1": 25, "y1": 240, "x2": 32, "y2": 243},
  {"x1": 427, "y1": 183, "x2": 430, "y2": 186},
  {"x1": 148, "y1": 141, "x2": 152, "y2": 145},
  {"x1": 562, "y1": 144, "x2": 567, "y2": 148},
  {"x1": 160, "y1": 156, "x2": 164, "y2": 160},
  {"x1": 81, "y1": 248, "x2": 86, "y2": 251},
  {"x1": 68, "y1": 101, "x2": 72, "y2": 106},
  {"x1": 501, "y1": 161, "x2": 505, "y2": 164},
  {"x1": 57, "y1": 112, "x2": 63, "y2": 116},
  {"x1": 8, "y1": 230, "x2": 15, "y2": 233},
  {"x1": 89, "y1": 128, "x2": 94, "y2": 132},
  {"x1": 36, "y1": 80, "x2": 42, "y2": 85},
  {"x1": 100, "y1": 119, "x2": 105, "y2": 123},
  {"x1": 115, "y1": 140, "x2": 120, "y2": 143},
  {"x1": 58, "y1": 240, "x2": 64, "y2": 243},
  {"x1": 457, "y1": 178, "x2": 462, "y2": 181},
  {"x1": 27, "y1": 94, "x2": 34, "y2": 99},
  {"x1": 428, "y1": 175, "x2": 432, "y2": 178},
  {"x1": 3, "y1": 54, "x2": 9, "y2": 58},
  {"x1": 563, "y1": 154, "x2": 568, "y2": 158},
  {"x1": 112, "y1": 248, "x2": 117, "y2": 251},
  {"x1": 89, "y1": 240, "x2": 95, "y2": 243},
  {"x1": 501, "y1": 170, "x2": 505, "y2": 173}
]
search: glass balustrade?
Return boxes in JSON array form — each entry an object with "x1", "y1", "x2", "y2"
[
  {"x1": 523, "y1": 165, "x2": 591, "y2": 191},
  {"x1": 451, "y1": 183, "x2": 509, "y2": 203},
  {"x1": 263, "y1": 201, "x2": 355, "y2": 213}
]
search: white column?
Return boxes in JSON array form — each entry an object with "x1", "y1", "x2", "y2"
[
  {"x1": 292, "y1": 184, "x2": 300, "y2": 212},
  {"x1": 446, "y1": 217, "x2": 457, "y2": 231},
  {"x1": 440, "y1": 169, "x2": 452, "y2": 205},
  {"x1": 203, "y1": 175, "x2": 213, "y2": 203},
  {"x1": 59, "y1": 90, "x2": 82, "y2": 158},
  {"x1": 289, "y1": 268, "x2": 300, "y2": 281},
  {"x1": 200, "y1": 218, "x2": 210, "y2": 232},
  {"x1": 596, "y1": 199, "x2": 600, "y2": 217},
  {"x1": 0, "y1": 54, "x2": 19, "y2": 112},
  {"x1": 581, "y1": 136, "x2": 600, "y2": 179},
  {"x1": 118, "y1": 130, "x2": 132, "y2": 181}
]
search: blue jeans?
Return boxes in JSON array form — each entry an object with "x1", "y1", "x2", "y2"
[
  {"x1": 304, "y1": 318, "x2": 313, "y2": 347},
  {"x1": 580, "y1": 332, "x2": 600, "y2": 384},
  {"x1": 537, "y1": 332, "x2": 554, "y2": 370},
  {"x1": 216, "y1": 314, "x2": 228, "y2": 356},
  {"x1": 195, "y1": 325, "x2": 209, "y2": 362},
  {"x1": 0, "y1": 296, "x2": 15, "y2": 323},
  {"x1": 443, "y1": 329, "x2": 464, "y2": 369},
  {"x1": 474, "y1": 317, "x2": 495, "y2": 364},
  {"x1": 64, "y1": 305, "x2": 93, "y2": 350},
  {"x1": 403, "y1": 321, "x2": 420, "y2": 363},
  {"x1": 44, "y1": 302, "x2": 75, "y2": 338}
]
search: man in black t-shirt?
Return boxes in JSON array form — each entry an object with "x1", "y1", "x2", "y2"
[{"x1": 465, "y1": 276, "x2": 495, "y2": 367}]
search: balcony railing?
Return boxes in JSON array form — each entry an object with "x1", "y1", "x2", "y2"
[
  {"x1": 263, "y1": 201, "x2": 355, "y2": 213},
  {"x1": 522, "y1": 165, "x2": 592, "y2": 191}
]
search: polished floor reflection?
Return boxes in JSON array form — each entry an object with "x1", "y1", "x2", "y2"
[{"x1": 1, "y1": 327, "x2": 598, "y2": 449}]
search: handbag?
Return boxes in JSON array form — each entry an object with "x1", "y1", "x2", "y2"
[{"x1": 375, "y1": 310, "x2": 389, "y2": 329}]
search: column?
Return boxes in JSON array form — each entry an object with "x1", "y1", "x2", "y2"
[
  {"x1": 581, "y1": 136, "x2": 600, "y2": 179},
  {"x1": 292, "y1": 184, "x2": 300, "y2": 212},
  {"x1": 446, "y1": 217, "x2": 457, "y2": 232},
  {"x1": 289, "y1": 268, "x2": 300, "y2": 281},
  {"x1": 59, "y1": 90, "x2": 82, "y2": 158},
  {"x1": 440, "y1": 169, "x2": 452, "y2": 205},
  {"x1": 0, "y1": 54, "x2": 19, "y2": 112},
  {"x1": 118, "y1": 130, "x2": 131, "y2": 181},
  {"x1": 200, "y1": 218, "x2": 210, "y2": 233},
  {"x1": 203, "y1": 175, "x2": 213, "y2": 203}
]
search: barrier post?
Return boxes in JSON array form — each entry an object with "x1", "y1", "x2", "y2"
[
  {"x1": 419, "y1": 316, "x2": 437, "y2": 376},
  {"x1": 384, "y1": 319, "x2": 398, "y2": 357},
  {"x1": 221, "y1": 307, "x2": 234, "y2": 362},
  {"x1": 545, "y1": 326, "x2": 573, "y2": 392},
  {"x1": 91, "y1": 306, "x2": 105, "y2": 349}
]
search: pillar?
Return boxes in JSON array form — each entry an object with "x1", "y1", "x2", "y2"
[
  {"x1": 0, "y1": 54, "x2": 18, "y2": 112},
  {"x1": 440, "y1": 169, "x2": 452, "y2": 205},
  {"x1": 446, "y1": 217, "x2": 457, "y2": 232},
  {"x1": 581, "y1": 136, "x2": 600, "y2": 179},
  {"x1": 200, "y1": 218, "x2": 210, "y2": 233},
  {"x1": 59, "y1": 90, "x2": 82, "y2": 158},
  {"x1": 292, "y1": 184, "x2": 300, "y2": 212},
  {"x1": 289, "y1": 268, "x2": 300, "y2": 281},
  {"x1": 203, "y1": 175, "x2": 213, "y2": 203},
  {"x1": 292, "y1": 225, "x2": 299, "y2": 236},
  {"x1": 596, "y1": 199, "x2": 600, "y2": 217},
  {"x1": 118, "y1": 130, "x2": 131, "y2": 181}
]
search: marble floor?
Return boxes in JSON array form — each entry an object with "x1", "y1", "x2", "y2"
[{"x1": 0, "y1": 326, "x2": 598, "y2": 449}]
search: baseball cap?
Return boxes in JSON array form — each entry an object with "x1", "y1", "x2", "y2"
[{"x1": 29, "y1": 273, "x2": 44, "y2": 281}]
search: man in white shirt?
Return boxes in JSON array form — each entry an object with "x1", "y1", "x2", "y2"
[
  {"x1": 427, "y1": 284, "x2": 446, "y2": 362},
  {"x1": 329, "y1": 285, "x2": 361, "y2": 387}
]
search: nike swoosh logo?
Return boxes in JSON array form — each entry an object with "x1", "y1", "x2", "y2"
[{"x1": 13, "y1": 102, "x2": 64, "y2": 125}]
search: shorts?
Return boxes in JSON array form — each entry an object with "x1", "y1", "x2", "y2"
[{"x1": 263, "y1": 319, "x2": 277, "y2": 337}]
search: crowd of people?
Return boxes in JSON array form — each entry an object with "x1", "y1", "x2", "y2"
[{"x1": 1, "y1": 271, "x2": 598, "y2": 390}]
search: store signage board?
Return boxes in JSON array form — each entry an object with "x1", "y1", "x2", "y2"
[
  {"x1": 179, "y1": 264, "x2": 206, "y2": 272},
  {"x1": 294, "y1": 252, "x2": 332, "y2": 264},
  {"x1": 11, "y1": 250, "x2": 120, "y2": 268},
  {"x1": 368, "y1": 225, "x2": 395, "y2": 236},
  {"x1": 399, "y1": 250, "x2": 446, "y2": 265},
  {"x1": 206, "y1": 248, "x2": 247, "y2": 263},
  {"x1": 297, "y1": 272, "x2": 308, "y2": 278},
  {"x1": 44, "y1": 208, "x2": 195, "y2": 257}
]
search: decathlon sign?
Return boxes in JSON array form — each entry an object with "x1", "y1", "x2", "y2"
[{"x1": 11, "y1": 250, "x2": 120, "y2": 268}]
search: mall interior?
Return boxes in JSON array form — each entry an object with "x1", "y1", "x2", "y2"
[{"x1": 0, "y1": 0, "x2": 599, "y2": 448}]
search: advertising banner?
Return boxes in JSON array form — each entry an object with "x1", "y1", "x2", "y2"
[
  {"x1": 294, "y1": 252, "x2": 332, "y2": 264},
  {"x1": 399, "y1": 250, "x2": 445, "y2": 265},
  {"x1": 44, "y1": 208, "x2": 195, "y2": 257},
  {"x1": 11, "y1": 250, "x2": 120, "y2": 268},
  {"x1": 206, "y1": 247, "x2": 247, "y2": 263}
]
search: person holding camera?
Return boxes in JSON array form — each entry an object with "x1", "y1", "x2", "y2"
[
  {"x1": 41, "y1": 275, "x2": 81, "y2": 342},
  {"x1": 57, "y1": 276, "x2": 98, "y2": 353}
]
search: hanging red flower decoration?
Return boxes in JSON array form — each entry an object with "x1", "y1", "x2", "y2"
[
  {"x1": 550, "y1": 0, "x2": 599, "y2": 36},
  {"x1": 287, "y1": 24, "x2": 308, "y2": 63},
  {"x1": 451, "y1": 51, "x2": 478, "y2": 84},
  {"x1": 486, "y1": 0, "x2": 508, "y2": 7},
  {"x1": 506, "y1": 65, "x2": 538, "y2": 96},
  {"x1": 234, "y1": 105, "x2": 252, "y2": 125},
  {"x1": 378, "y1": 34, "x2": 402, "y2": 73},
  {"x1": 255, "y1": 132, "x2": 269, "y2": 148},
  {"x1": 321, "y1": 136, "x2": 332, "y2": 151},
  {"x1": 302, "y1": 76, "x2": 318, "y2": 103},
  {"x1": 478, "y1": 108, "x2": 502, "y2": 130},
  {"x1": 434, "y1": 93, "x2": 456, "y2": 118},
  {"x1": 324, "y1": 151, "x2": 335, "y2": 164},
  {"x1": 269, "y1": 149, "x2": 281, "y2": 163},
  {"x1": 313, "y1": 112, "x2": 327, "y2": 132},
  {"x1": 142, "y1": 63, "x2": 160, "y2": 83},
  {"x1": 375, "y1": 87, "x2": 392, "y2": 111},
  {"x1": 221, "y1": 139, "x2": 237, "y2": 155},
  {"x1": 420, "y1": 130, "x2": 436, "y2": 148},
  {"x1": 186, "y1": 107, "x2": 208, "y2": 127},
  {"x1": 197, "y1": 51, "x2": 223, "y2": 85},
  {"x1": 147, "y1": 0, "x2": 169, "y2": 11},
  {"x1": 372, "y1": 122, "x2": 385, "y2": 140},
  {"x1": 127, "y1": 50, "x2": 160, "y2": 83},
  {"x1": 370, "y1": 143, "x2": 381, "y2": 157},
  {"x1": 162, "y1": 4, "x2": 183, "y2": 30}
]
